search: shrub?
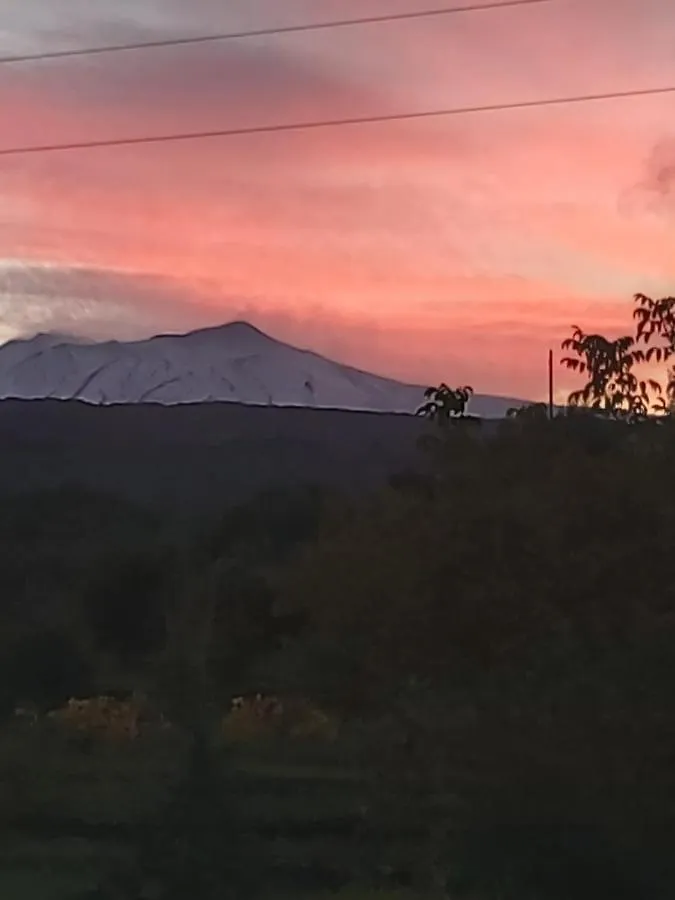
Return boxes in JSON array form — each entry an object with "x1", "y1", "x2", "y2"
[
  {"x1": 221, "y1": 694, "x2": 338, "y2": 744},
  {"x1": 47, "y1": 694, "x2": 169, "y2": 742}
]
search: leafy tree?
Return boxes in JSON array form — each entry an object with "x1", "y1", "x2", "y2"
[
  {"x1": 167, "y1": 487, "x2": 330, "y2": 701},
  {"x1": 438, "y1": 627, "x2": 675, "y2": 900},
  {"x1": 416, "y1": 384, "x2": 474, "y2": 422},
  {"x1": 560, "y1": 325, "x2": 661, "y2": 418},
  {"x1": 633, "y1": 292, "x2": 675, "y2": 403},
  {"x1": 82, "y1": 547, "x2": 172, "y2": 667},
  {"x1": 191, "y1": 560, "x2": 279, "y2": 697},
  {"x1": 2, "y1": 629, "x2": 94, "y2": 713},
  {"x1": 198, "y1": 486, "x2": 328, "y2": 568},
  {"x1": 506, "y1": 401, "x2": 549, "y2": 420},
  {"x1": 274, "y1": 417, "x2": 675, "y2": 893},
  {"x1": 633, "y1": 292, "x2": 675, "y2": 359},
  {"x1": 92, "y1": 586, "x2": 264, "y2": 900},
  {"x1": 387, "y1": 467, "x2": 436, "y2": 499}
]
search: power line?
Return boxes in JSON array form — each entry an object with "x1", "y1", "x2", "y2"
[
  {"x1": 0, "y1": 0, "x2": 552, "y2": 66},
  {"x1": 0, "y1": 83, "x2": 673, "y2": 158}
]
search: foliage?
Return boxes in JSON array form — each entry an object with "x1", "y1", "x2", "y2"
[
  {"x1": 0, "y1": 629, "x2": 95, "y2": 715},
  {"x1": 560, "y1": 325, "x2": 661, "y2": 418},
  {"x1": 633, "y1": 291, "x2": 675, "y2": 403},
  {"x1": 505, "y1": 401, "x2": 549, "y2": 420},
  {"x1": 7, "y1": 390, "x2": 675, "y2": 897},
  {"x1": 559, "y1": 292, "x2": 675, "y2": 415},
  {"x1": 221, "y1": 694, "x2": 338, "y2": 744},
  {"x1": 280, "y1": 420, "x2": 654, "y2": 707},
  {"x1": 81, "y1": 547, "x2": 173, "y2": 667},
  {"x1": 197, "y1": 561, "x2": 280, "y2": 693},
  {"x1": 47, "y1": 694, "x2": 169, "y2": 743},
  {"x1": 0, "y1": 487, "x2": 163, "y2": 658},
  {"x1": 440, "y1": 633, "x2": 675, "y2": 899},
  {"x1": 151, "y1": 487, "x2": 332, "y2": 708},
  {"x1": 633, "y1": 292, "x2": 675, "y2": 363},
  {"x1": 273, "y1": 415, "x2": 675, "y2": 894},
  {"x1": 416, "y1": 383, "x2": 474, "y2": 422},
  {"x1": 198, "y1": 485, "x2": 329, "y2": 567},
  {"x1": 48, "y1": 696, "x2": 140, "y2": 742},
  {"x1": 91, "y1": 739, "x2": 262, "y2": 899}
]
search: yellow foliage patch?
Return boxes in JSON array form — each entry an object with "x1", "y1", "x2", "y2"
[
  {"x1": 47, "y1": 695, "x2": 150, "y2": 742},
  {"x1": 222, "y1": 694, "x2": 338, "y2": 744}
]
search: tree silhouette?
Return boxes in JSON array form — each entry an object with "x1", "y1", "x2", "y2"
[
  {"x1": 416, "y1": 384, "x2": 474, "y2": 422},
  {"x1": 633, "y1": 292, "x2": 675, "y2": 401},
  {"x1": 560, "y1": 325, "x2": 661, "y2": 419},
  {"x1": 82, "y1": 548, "x2": 170, "y2": 667},
  {"x1": 506, "y1": 402, "x2": 550, "y2": 420},
  {"x1": 275, "y1": 417, "x2": 675, "y2": 896}
]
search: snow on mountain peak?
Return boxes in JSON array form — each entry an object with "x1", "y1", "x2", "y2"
[
  {"x1": 11, "y1": 331, "x2": 92, "y2": 348},
  {"x1": 153, "y1": 320, "x2": 270, "y2": 344},
  {"x1": 0, "y1": 320, "x2": 525, "y2": 416}
]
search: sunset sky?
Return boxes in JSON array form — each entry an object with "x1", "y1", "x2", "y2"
[{"x1": 0, "y1": 0, "x2": 674, "y2": 400}]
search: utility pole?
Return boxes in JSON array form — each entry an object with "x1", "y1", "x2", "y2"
[{"x1": 548, "y1": 349, "x2": 554, "y2": 420}]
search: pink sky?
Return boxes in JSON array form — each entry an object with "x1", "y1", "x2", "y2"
[{"x1": 0, "y1": 0, "x2": 674, "y2": 400}]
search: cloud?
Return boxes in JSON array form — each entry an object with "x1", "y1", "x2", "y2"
[
  {"x1": 0, "y1": 0, "x2": 230, "y2": 54},
  {"x1": 0, "y1": 21, "x2": 388, "y2": 154},
  {"x1": 0, "y1": 262, "x2": 384, "y2": 356},
  {"x1": 639, "y1": 137, "x2": 675, "y2": 206},
  {"x1": 0, "y1": 260, "x2": 403, "y2": 382},
  {"x1": 618, "y1": 136, "x2": 675, "y2": 227},
  {"x1": 0, "y1": 263, "x2": 226, "y2": 338},
  {"x1": 0, "y1": 258, "x2": 657, "y2": 402},
  {"x1": 0, "y1": 0, "x2": 674, "y2": 402}
]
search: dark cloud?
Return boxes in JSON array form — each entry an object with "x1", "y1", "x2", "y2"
[
  {"x1": 0, "y1": 0, "x2": 389, "y2": 145},
  {"x1": 0, "y1": 262, "x2": 395, "y2": 376},
  {"x1": 643, "y1": 138, "x2": 675, "y2": 201},
  {"x1": 0, "y1": 0, "x2": 221, "y2": 53},
  {"x1": 0, "y1": 25, "x2": 386, "y2": 153},
  {"x1": 621, "y1": 137, "x2": 675, "y2": 217},
  {"x1": 70, "y1": 41, "x2": 377, "y2": 120},
  {"x1": 0, "y1": 264, "x2": 226, "y2": 338},
  {"x1": 0, "y1": 263, "x2": 387, "y2": 356},
  {"x1": 0, "y1": 0, "x2": 411, "y2": 51}
]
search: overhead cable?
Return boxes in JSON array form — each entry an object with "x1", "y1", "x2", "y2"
[
  {"x1": 0, "y1": 83, "x2": 672, "y2": 158},
  {"x1": 0, "y1": 0, "x2": 554, "y2": 66}
]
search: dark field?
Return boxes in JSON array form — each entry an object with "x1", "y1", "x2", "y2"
[
  {"x1": 0, "y1": 720, "x2": 424, "y2": 899},
  {"x1": 0, "y1": 400, "x2": 433, "y2": 899},
  {"x1": 2, "y1": 402, "x2": 675, "y2": 899},
  {"x1": 0, "y1": 399, "x2": 426, "y2": 513}
]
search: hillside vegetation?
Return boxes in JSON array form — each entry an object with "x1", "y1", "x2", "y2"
[{"x1": 3, "y1": 292, "x2": 675, "y2": 898}]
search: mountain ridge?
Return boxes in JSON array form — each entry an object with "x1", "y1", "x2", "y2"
[{"x1": 0, "y1": 321, "x2": 526, "y2": 415}]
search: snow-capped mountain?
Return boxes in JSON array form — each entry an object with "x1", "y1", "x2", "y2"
[{"x1": 0, "y1": 321, "x2": 524, "y2": 415}]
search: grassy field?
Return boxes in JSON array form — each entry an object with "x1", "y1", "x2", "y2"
[{"x1": 0, "y1": 719, "x2": 430, "y2": 899}]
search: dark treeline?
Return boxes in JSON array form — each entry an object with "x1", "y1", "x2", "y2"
[{"x1": 4, "y1": 292, "x2": 675, "y2": 899}]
